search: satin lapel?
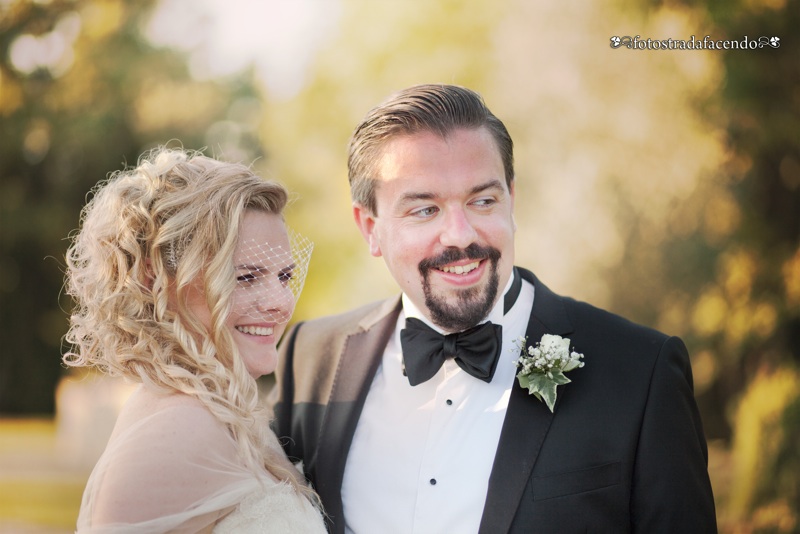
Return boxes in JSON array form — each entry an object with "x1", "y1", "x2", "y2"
[
  {"x1": 479, "y1": 269, "x2": 574, "y2": 534},
  {"x1": 314, "y1": 298, "x2": 401, "y2": 533}
]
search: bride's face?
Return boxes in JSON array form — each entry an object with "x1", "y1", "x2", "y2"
[{"x1": 186, "y1": 210, "x2": 296, "y2": 378}]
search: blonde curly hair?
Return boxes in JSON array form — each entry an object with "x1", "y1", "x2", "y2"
[{"x1": 63, "y1": 146, "x2": 316, "y2": 502}]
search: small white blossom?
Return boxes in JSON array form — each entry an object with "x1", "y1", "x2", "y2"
[{"x1": 512, "y1": 334, "x2": 585, "y2": 413}]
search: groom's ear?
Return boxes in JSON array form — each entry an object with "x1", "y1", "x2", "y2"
[
  {"x1": 353, "y1": 202, "x2": 382, "y2": 257},
  {"x1": 509, "y1": 180, "x2": 517, "y2": 232}
]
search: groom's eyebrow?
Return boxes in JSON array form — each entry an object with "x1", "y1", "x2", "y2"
[
  {"x1": 398, "y1": 191, "x2": 437, "y2": 203},
  {"x1": 391, "y1": 191, "x2": 438, "y2": 214},
  {"x1": 395, "y1": 179, "x2": 505, "y2": 207},
  {"x1": 468, "y1": 179, "x2": 505, "y2": 195}
]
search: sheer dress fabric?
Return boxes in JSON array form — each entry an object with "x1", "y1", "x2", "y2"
[{"x1": 76, "y1": 386, "x2": 326, "y2": 533}]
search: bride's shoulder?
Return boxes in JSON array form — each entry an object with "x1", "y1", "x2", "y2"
[
  {"x1": 112, "y1": 386, "x2": 234, "y2": 452},
  {"x1": 86, "y1": 388, "x2": 250, "y2": 528},
  {"x1": 123, "y1": 385, "x2": 215, "y2": 419}
]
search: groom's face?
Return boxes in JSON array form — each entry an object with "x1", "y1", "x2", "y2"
[{"x1": 353, "y1": 127, "x2": 516, "y2": 333}]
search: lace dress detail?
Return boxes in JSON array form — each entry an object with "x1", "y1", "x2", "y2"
[{"x1": 213, "y1": 482, "x2": 326, "y2": 533}]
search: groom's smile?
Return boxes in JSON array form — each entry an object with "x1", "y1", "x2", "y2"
[{"x1": 419, "y1": 243, "x2": 502, "y2": 332}]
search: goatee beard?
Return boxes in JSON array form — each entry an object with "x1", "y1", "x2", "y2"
[{"x1": 419, "y1": 243, "x2": 501, "y2": 332}]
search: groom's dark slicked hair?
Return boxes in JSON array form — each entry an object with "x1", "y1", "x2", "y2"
[{"x1": 347, "y1": 84, "x2": 515, "y2": 215}]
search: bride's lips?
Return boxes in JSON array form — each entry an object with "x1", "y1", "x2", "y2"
[{"x1": 235, "y1": 324, "x2": 275, "y2": 337}]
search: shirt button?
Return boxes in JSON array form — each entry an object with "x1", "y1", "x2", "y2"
[
  {"x1": 430, "y1": 478, "x2": 437, "y2": 485},
  {"x1": 446, "y1": 399, "x2": 453, "y2": 406}
]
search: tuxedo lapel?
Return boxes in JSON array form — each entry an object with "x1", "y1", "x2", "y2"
[
  {"x1": 314, "y1": 298, "x2": 401, "y2": 533},
  {"x1": 479, "y1": 269, "x2": 574, "y2": 534}
]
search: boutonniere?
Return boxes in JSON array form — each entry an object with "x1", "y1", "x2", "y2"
[{"x1": 512, "y1": 334, "x2": 584, "y2": 413}]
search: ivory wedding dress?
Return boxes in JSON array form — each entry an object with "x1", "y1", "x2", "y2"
[{"x1": 76, "y1": 386, "x2": 326, "y2": 533}]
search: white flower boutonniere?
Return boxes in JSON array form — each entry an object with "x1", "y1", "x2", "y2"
[{"x1": 513, "y1": 334, "x2": 584, "y2": 413}]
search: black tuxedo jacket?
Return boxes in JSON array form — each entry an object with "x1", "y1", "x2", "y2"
[{"x1": 270, "y1": 269, "x2": 717, "y2": 533}]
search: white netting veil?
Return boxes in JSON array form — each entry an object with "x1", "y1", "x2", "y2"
[{"x1": 231, "y1": 228, "x2": 314, "y2": 325}]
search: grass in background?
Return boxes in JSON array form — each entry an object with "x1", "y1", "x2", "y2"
[{"x1": 0, "y1": 419, "x2": 84, "y2": 532}]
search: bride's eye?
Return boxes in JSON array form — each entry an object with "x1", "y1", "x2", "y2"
[
  {"x1": 278, "y1": 268, "x2": 294, "y2": 286},
  {"x1": 237, "y1": 272, "x2": 257, "y2": 284}
]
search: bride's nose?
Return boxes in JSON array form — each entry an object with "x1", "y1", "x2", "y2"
[{"x1": 255, "y1": 281, "x2": 294, "y2": 317}]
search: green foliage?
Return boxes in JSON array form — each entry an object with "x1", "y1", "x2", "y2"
[
  {"x1": 1, "y1": 1, "x2": 797, "y2": 530},
  {"x1": 603, "y1": 0, "x2": 800, "y2": 528},
  {"x1": 727, "y1": 367, "x2": 799, "y2": 532},
  {"x1": 603, "y1": 0, "x2": 799, "y2": 417}
]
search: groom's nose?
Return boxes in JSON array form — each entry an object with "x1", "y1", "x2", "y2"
[{"x1": 438, "y1": 207, "x2": 479, "y2": 249}]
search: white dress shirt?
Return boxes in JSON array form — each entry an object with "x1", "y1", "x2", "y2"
[{"x1": 341, "y1": 276, "x2": 535, "y2": 534}]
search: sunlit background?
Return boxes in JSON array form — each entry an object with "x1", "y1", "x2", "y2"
[{"x1": 1, "y1": 0, "x2": 798, "y2": 532}]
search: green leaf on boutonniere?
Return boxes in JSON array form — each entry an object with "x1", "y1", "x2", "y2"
[{"x1": 512, "y1": 335, "x2": 584, "y2": 413}]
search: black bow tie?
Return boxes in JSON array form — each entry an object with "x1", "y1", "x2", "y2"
[
  {"x1": 400, "y1": 318, "x2": 503, "y2": 386},
  {"x1": 399, "y1": 268, "x2": 522, "y2": 386}
]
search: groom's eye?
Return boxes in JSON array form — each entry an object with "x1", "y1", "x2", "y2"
[{"x1": 410, "y1": 206, "x2": 438, "y2": 218}]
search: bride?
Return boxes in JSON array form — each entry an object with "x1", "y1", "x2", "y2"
[{"x1": 63, "y1": 147, "x2": 327, "y2": 533}]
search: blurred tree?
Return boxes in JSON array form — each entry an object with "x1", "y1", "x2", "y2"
[
  {"x1": 602, "y1": 0, "x2": 800, "y2": 529},
  {"x1": 1, "y1": 0, "x2": 796, "y2": 528},
  {"x1": 0, "y1": 0, "x2": 264, "y2": 414},
  {"x1": 258, "y1": 0, "x2": 508, "y2": 319},
  {"x1": 705, "y1": 1, "x2": 800, "y2": 529},
  {"x1": 728, "y1": 367, "x2": 799, "y2": 532}
]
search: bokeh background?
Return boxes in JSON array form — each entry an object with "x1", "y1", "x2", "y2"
[{"x1": 1, "y1": 0, "x2": 798, "y2": 532}]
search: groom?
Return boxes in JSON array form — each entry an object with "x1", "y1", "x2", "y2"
[{"x1": 270, "y1": 84, "x2": 717, "y2": 533}]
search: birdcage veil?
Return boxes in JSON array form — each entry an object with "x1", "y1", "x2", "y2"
[{"x1": 230, "y1": 227, "x2": 314, "y2": 325}]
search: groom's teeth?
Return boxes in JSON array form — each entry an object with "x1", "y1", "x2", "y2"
[
  {"x1": 236, "y1": 326, "x2": 274, "y2": 336},
  {"x1": 440, "y1": 261, "x2": 479, "y2": 275}
]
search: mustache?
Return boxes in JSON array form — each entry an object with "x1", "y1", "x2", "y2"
[{"x1": 418, "y1": 243, "x2": 502, "y2": 274}]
